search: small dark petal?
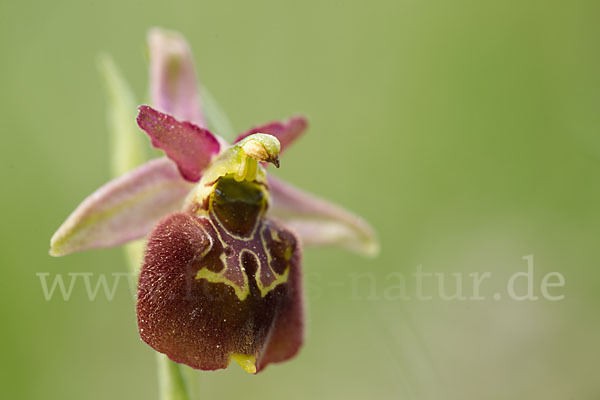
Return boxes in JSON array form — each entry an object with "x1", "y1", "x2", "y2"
[
  {"x1": 137, "y1": 212, "x2": 304, "y2": 372},
  {"x1": 137, "y1": 106, "x2": 220, "y2": 182},
  {"x1": 234, "y1": 116, "x2": 308, "y2": 156}
]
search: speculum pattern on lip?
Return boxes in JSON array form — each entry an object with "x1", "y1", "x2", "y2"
[{"x1": 137, "y1": 176, "x2": 303, "y2": 372}]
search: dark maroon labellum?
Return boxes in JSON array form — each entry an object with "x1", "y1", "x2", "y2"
[{"x1": 137, "y1": 176, "x2": 304, "y2": 373}]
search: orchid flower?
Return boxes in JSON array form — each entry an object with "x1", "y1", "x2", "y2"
[{"x1": 50, "y1": 28, "x2": 378, "y2": 374}]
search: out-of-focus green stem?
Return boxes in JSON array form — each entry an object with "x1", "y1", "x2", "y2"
[
  {"x1": 201, "y1": 85, "x2": 236, "y2": 141},
  {"x1": 157, "y1": 354, "x2": 193, "y2": 400}
]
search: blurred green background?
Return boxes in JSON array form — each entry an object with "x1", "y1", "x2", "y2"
[{"x1": 1, "y1": 0, "x2": 599, "y2": 399}]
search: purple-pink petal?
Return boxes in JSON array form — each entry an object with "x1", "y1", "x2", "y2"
[
  {"x1": 137, "y1": 106, "x2": 220, "y2": 182},
  {"x1": 234, "y1": 116, "x2": 308, "y2": 155},
  {"x1": 147, "y1": 28, "x2": 205, "y2": 128},
  {"x1": 267, "y1": 176, "x2": 379, "y2": 256},
  {"x1": 49, "y1": 158, "x2": 194, "y2": 257}
]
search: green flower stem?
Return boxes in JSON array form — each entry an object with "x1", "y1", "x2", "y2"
[{"x1": 157, "y1": 354, "x2": 193, "y2": 400}]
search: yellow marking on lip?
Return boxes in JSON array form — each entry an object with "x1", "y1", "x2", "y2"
[
  {"x1": 196, "y1": 224, "x2": 214, "y2": 259},
  {"x1": 254, "y1": 224, "x2": 291, "y2": 297},
  {"x1": 207, "y1": 217, "x2": 228, "y2": 247},
  {"x1": 195, "y1": 267, "x2": 250, "y2": 301},
  {"x1": 208, "y1": 207, "x2": 264, "y2": 241},
  {"x1": 229, "y1": 353, "x2": 257, "y2": 374},
  {"x1": 256, "y1": 266, "x2": 289, "y2": 297},
  {"x1": 284, "y1": 246, "x2": 293, "y2": 261},
  {"x1": 195, "y1": 239, "x2": 250, "y2": 301},
  {"x1": 238, "y1": 249, "x2": 259, "y2": 273},
  {"x1": 271, "y1": 229, "x2": 281, "y2": 242}
]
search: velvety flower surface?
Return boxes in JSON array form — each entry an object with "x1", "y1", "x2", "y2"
[
  {"x1": 138, "y1": 211, "x2": 303, "y2": 373},
  {"x1": 50, "y1": 28, "x2": 378, "y2": 374}
]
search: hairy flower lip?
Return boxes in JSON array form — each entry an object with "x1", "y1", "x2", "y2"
[{"x1": 137, "y1": 211, "x2": 304, "y2": 373}]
